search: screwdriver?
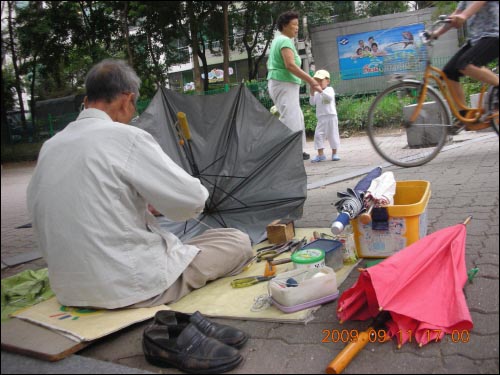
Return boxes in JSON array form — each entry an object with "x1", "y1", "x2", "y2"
[{"x1": 230, "y1": 276, "x2": 275, "y2": 288}]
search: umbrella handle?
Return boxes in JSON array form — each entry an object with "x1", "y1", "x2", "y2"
[
  {"x1": 358, "y1": 202, "x2": 375, "y2": 225},
  {"x1": 325, "y1": 330, "x2": 370, "y2": 374},
  {"x1": 331, "y1": 212, "x2": 351, "y2": 235},
  {"x1": 177, "y1": 112, "x2": 192, "y2": 140}
]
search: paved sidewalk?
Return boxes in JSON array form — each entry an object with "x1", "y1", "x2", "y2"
[{"x1": 1, "y1": 131, "x2": 499, "y2": 374}]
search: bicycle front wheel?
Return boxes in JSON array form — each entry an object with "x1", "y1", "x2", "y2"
[{"x1": 367, "y1": 82, "x2": 450, "y2": 167}]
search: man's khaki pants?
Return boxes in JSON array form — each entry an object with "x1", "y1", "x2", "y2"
[{"x1": 130, "y1": 228, "x2": 253, "y2": 307}]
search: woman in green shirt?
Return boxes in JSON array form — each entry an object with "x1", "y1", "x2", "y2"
[{"x1": 267, "y1": 11, "x2": 322, "y2": 160}]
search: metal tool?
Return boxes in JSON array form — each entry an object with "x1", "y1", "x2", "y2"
[
  {"x1": 256, "y1": 239, "x2": 300, "y2": 262},
  {"x1": 262, "y1": 238, "x2": 307, "y2": 277},
  {"x1": 263, "y1": 257, "x2": 293, "y2": 277},
  {"x1": 230, "y1": 276, "x2": 275, "y2": 288},
  {"x1": 313, "y1": 231, "x2": 335, "y2": 240}
]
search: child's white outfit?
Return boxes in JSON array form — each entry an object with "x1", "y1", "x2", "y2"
[{"x1": 309, "y1": 86, "x2": 340, "y2": 159}]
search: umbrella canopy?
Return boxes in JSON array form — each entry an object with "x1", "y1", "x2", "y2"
[
  {"x1": 353, "y1": 167, "x2": 382, "y2": 193},
  {"x1": 134, "y1": 84, "x2": 307, "y2": 244},
  {"x1": 338, "y1": 223, "x2": 473, "y2": 347}
]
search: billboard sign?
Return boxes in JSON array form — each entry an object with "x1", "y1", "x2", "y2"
[{"x1": 337, "y1": 24, "x2": 427, "y2": 80}]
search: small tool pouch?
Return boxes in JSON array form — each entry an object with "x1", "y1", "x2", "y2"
[{"x1": 371, "y1": 207, "x2": 390, "y2": 230}]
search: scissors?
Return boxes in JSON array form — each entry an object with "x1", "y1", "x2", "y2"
[{"x1": 230, "y1": 276, "x2": 275, "y2": 288}]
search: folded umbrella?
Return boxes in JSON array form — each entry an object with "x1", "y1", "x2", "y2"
[
  {"x1": 331, "y1": 168, "x2": 382, "y2": 234},
  {"x1": 331, "y1": 188, "x2": 365, "y2": 234},
  {"x1": 358, "y1": 171, "x2": 396, "y2": 225}
]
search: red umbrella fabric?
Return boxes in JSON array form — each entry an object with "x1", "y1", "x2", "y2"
[{"x1": 337, "y1": 223, "x2": 473, "y2": 347}]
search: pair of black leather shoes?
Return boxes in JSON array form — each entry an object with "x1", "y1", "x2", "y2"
[{"x1": 143, "y1": 310, "x2": 248, "y2": 373}]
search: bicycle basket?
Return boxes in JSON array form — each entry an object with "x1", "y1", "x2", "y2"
[{"x1": 382, "y1": 45, "x2": 427, "y2": 76}]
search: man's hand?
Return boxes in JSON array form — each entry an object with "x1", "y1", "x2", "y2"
[{"x1": 148, "y1": 204, "x2": 162, "y2": 217}]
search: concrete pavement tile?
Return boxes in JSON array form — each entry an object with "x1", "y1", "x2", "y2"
[
  {"x1": 470, "y1": 312, "x2": 499, "y2": 336},
  {"x1": 2, "y1": 250, "x2": 42, "y2": 266},
  {"x1": 441, "y1": 332, "x2": 499, "y2": 360},
  {"x1": 466, "y1": 277, "x2": 500, "y2": 313},
  {"x1": 1, "y1": 352, "x2": 155, "y2": 374}
]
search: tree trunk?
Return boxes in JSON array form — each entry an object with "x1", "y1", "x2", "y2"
[
  {"x1": 197, "y1": 39, "x2": 209, "y2": 92},
  {"x1": 7, "y1": 1, "x2": 26, "y2": 129},
  {"x1": 121, "y1": 1, "x2": 134, "y2": 66},
  {"x1": 30, "y1": 53, "x2": 38, "y2": 130},
  {"x1": 187, "y1": 3, "x2": 202, "y2": 93},
  {"x1": 222, "y1": 1, "x2": 230, "y2": 85},
  {"x1": 146, "y1": 29, "x2": 164, "y2": 88}
]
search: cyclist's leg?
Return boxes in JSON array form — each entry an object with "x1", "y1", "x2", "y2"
[
  {"x1": 443, "y1": 42, "x2": 472, "y2": 110},
  {"x1": 457, "y1": 37, "x2": 499, "y2": 86},
  {"x1": 462, "y1": 65, "x2": 499, "y2": 86}
]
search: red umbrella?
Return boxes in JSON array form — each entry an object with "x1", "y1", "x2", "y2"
[{"x1": 337, "y1": 220, "x2": 473, "y2": 348}]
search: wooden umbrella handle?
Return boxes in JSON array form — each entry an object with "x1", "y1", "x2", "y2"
[
  {"x1": 325, "y1": 330, "x2": 370, "y2": 374},
  {"x1": 358, "y1": 202, "x2": 375, "y2": 225}
]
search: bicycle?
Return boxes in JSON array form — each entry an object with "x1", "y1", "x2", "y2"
[{"x1": 366, "y1": 16, "x2": 499, "y2": 168}]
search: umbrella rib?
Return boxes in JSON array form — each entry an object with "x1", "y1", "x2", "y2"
[
  {"x1": 198, "y1": 173, "x2": 246, "y2": 179},
  {"x1": 204, "y1": 197, "x2": 306, "y2": 214},
  {"x1": 199, "y1": 175, "x2": 249, "y2": 209}
]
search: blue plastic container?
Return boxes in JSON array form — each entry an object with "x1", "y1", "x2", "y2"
[{"x1": 301, "y1": 239, "x2": 343, "y2": 271}]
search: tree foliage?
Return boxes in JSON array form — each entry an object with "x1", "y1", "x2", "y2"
[
  {"x1": 2, "y1": 0, "x2": 437, "y2": 131},
  {"x1": 357, "y1": 1, "x2": 410, "y2": 17}
]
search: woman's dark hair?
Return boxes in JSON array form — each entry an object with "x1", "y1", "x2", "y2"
[{"x1": 277, "y1": 11, "x2": 299, "y2": 31}]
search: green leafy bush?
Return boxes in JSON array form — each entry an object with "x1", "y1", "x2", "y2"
[
  {"x1": 336, "y1": 95, "x2": 375, "y2": 132},
  {"x1": 302, "y1": 104, "x2": 317, "y2": 134}
]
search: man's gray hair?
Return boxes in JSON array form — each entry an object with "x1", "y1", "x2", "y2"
[{"x1": 85, "y1": 59, "x2": 141, "y2": 105}]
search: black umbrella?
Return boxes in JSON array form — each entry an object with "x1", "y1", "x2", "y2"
[{"x1": 134, "y1": 84, "x2": 307, "y2": 244}]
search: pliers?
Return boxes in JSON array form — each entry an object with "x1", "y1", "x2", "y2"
[{"x1": 256, "y1": 239, "x2": 303, "y2": 262}]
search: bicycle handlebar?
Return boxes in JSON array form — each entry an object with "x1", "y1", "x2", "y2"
[{"x1": 420, "y1": 15, "x2": 451, "y2": 45}]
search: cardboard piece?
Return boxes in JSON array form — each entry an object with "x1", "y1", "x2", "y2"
[
  {"x1": 1, "y1": 318, "x2": 88, "y2": 361},
  {"x1": 12, "y1": 298, "x2": 170, "y2": 342}
]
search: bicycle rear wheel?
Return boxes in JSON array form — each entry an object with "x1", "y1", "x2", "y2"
[
  {"x1": 367, "y1": 82, "x2": 450, "y2": 167},
  {"x1": 486, "y1": 84, "x2": 499, "y2": 135}
]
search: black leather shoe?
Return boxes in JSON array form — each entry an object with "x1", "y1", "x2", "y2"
[
  {"x1": 143, "y1": 323, "x2": 243, "y2": 373},
  {"x1": 154, "y1": 310, "x2": 248, "y2": 349},
  {"x1": 303, "y1": 152, "x2": 310, "y2": 160}
]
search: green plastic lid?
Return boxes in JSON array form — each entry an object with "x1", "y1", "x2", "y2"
[{"x1": 291, "y1": 249, "x2": 325, "y2": 264}]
